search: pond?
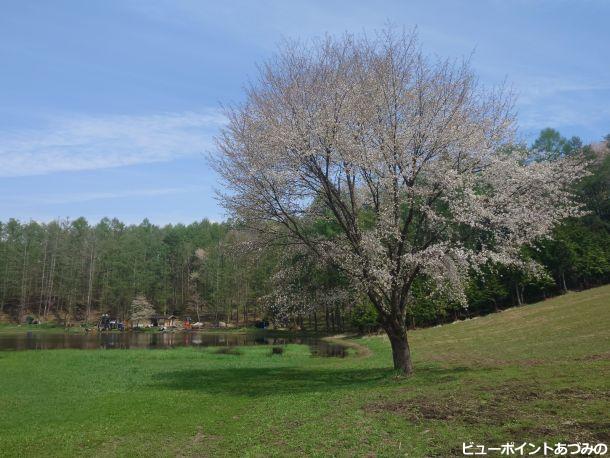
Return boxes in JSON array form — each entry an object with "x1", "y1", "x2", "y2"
[{"x1": 0, "y1": 330, "x2": 347, "y2": 357}]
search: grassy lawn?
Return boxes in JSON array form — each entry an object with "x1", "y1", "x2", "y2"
[{"x1": 0, "y1": 286, "x2": 608, "y2": 457}]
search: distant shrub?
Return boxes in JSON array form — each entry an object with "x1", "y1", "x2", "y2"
[
  {"x1": 350, "y1": 300, "x2": 380, "y2": 334},
  {"x1": 215, "y1": 346, "x2": 242, "y2": 355},
  {"x1": 270, "y1": 346, "x2": 284, "y2": 356}
]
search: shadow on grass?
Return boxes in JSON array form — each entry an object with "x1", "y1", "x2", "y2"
[{"x1": 150, "y1": 364, "x2": 478, "y2": 397}]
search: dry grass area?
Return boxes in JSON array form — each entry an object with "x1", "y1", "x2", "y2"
[{"x1": 366, "y1": 383, "x2": 610, "y2": 443}]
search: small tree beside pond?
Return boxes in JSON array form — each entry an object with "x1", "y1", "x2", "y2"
[{"x1": 130, "y1": 295, "x2": 155, "y2": 328}]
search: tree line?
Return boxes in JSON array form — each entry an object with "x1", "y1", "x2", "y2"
[
  {"x1": 0, "y1": 129, "x2": 609, "y2": 330},
  {"x1": 0, "y1": 218, "x2": 276, "y2": 325}
]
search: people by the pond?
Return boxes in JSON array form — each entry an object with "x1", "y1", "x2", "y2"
[{"x1": 97, "y1": 314, "x2": 126, "y2": 331}]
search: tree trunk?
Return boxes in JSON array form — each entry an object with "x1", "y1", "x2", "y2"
[
  {"x1": 515, "y1": 282, "x2": 522, "y2": 306},
  {"x1": 561, "y1": 272, "x2": 568, "y2": 293},
  {"x1": 386, "y1": 327, "x2": 413, "y2": 375},
  {"x1": 86, "y1": 246, "x2": 95, "y2": 324}
]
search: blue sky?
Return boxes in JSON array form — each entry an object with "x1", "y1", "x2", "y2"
[{"x1": 1, "y1": 0, "x2": 609, "y2": 225}]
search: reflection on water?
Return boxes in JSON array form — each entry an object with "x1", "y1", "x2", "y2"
[{"x1": 0, "y1": 331, "x2": 346, "y2": 357}]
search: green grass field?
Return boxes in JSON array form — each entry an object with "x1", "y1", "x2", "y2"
[{"x1": 0, "y1": 286, "x2": 608, "y2": 457}]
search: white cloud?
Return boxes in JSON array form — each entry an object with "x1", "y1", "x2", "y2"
[
  {"x1": 0, "y1": 110, "x2": 226, "y2": 177},
  {"x1": 515, "y1": 75, "x2": 610, "y2": 105},
  {"x1": 509, "y1": 74, "x2": 610, "y2": 138},
  {"x1": 518, "y1": 103, "x2": 610, "y2": 132},
  {"x1": 0, "y1": 186, "x2": 205, "y2": 205}
]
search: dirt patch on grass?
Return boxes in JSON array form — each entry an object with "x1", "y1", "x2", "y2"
[
  {"x1": 190, "y1": 427, "x2": 221, "y2": 445},
  {"x1": 174, "y1": 427, "x2": 221, "y2": 457},
  {"x1": 507, "y1": 421, "x2": 610, "y2": 443},
  {"x1": 365, "y1": 382, "x2": 609, "y2": 442},
  {"x1": 366, "y1": 392, "x2": 507, "y2": 424},
  {"x1": 550, "y1": 387, "x2": 609, "y2": 400},
  {"x1": 577, "y1": 352, "x2": 610, "y2": 361},
  {"x1": 575, "y1": 421, "x2": 610, "y2": 442}
]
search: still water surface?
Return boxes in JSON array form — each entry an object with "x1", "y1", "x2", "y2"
[{"x1": 0, "y1": 331, "x2": 347, "y2": 356}]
